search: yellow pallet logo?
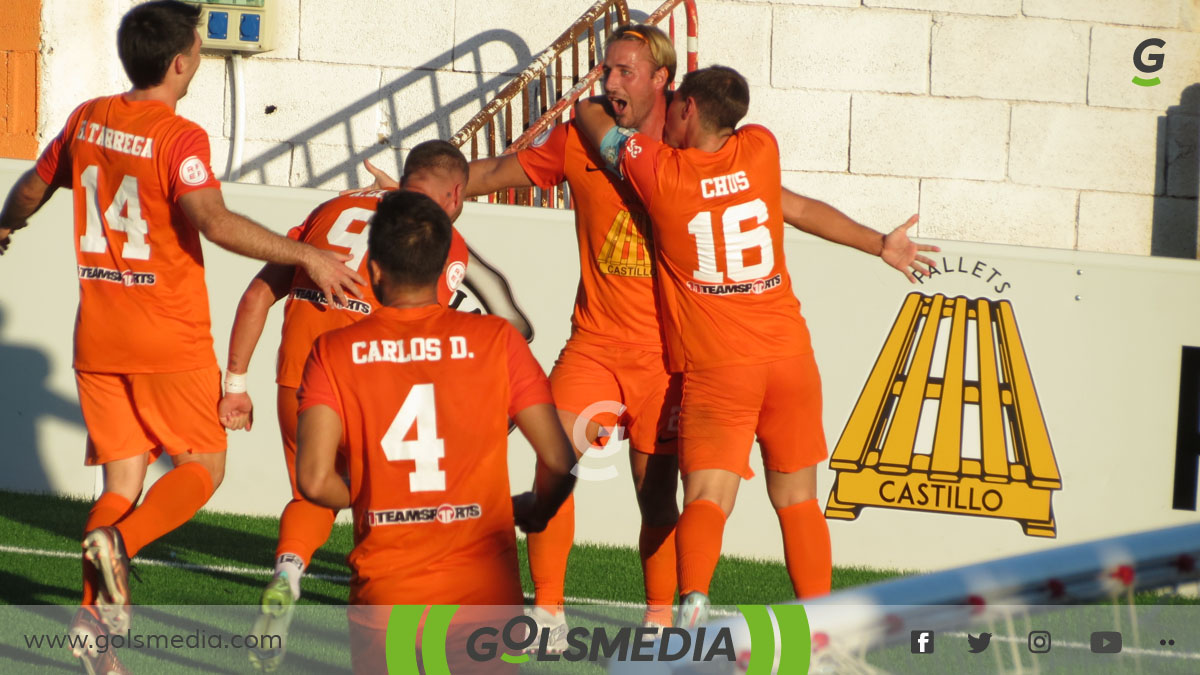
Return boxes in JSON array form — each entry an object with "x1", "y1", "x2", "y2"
[
  {"x1": 597, "y1": 210, "x2": 653, "y2": 278},
  {"x1": 825, "y1": 293, "x2": 1061, "y2": 537}
]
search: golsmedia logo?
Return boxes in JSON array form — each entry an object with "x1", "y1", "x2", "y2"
[
  {"x1": 1132, "y1": 38, "x2": 1165, "y2": 87},
  {"x1": 386, "y1": 604, "x2": 812, "y2": 673},
  {"x1": 467, "y1": 616, "x2": 734, "y2": 664}
]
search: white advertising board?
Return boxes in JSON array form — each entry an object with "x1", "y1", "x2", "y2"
[{"x1": 1, "y1": 158, "x2": 1197, "y2": 571}]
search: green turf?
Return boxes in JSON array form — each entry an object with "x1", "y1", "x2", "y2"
[{"x1": 0, "y1": 489, "x2": 900, "y2": 608}]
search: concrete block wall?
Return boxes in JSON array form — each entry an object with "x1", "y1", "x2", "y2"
[{"x1": 32, "y1": 0, "x2": 1200, "y2": 257}]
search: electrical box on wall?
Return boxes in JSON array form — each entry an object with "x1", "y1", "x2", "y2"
[{"x1": 186, "y1": 0, "x2": 277, "y2": 53}]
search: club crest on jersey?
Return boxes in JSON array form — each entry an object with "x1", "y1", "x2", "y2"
[
  {"x1": 596, "y1": 210, "x2": 653, "y2": 278},
  {"x1": 367, "y1": 503, "x2": 482, "y2": 526},
  {"x1": 686, "y1": 273, "x2": 781, "y2": 296},
  {"x1": 78, "y1": 265, "x2": 156, "y2": 287}
]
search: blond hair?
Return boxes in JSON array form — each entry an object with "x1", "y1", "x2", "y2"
[{"x1": 609, "y1": 24, "x2": 677, "y2": 85}]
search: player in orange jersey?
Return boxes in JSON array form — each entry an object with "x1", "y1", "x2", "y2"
[
  {"x1": 215, "y1": 140, "x2": 475, "y2": 671},
  {"x1": 353, "y1": 22, "x2": 930, "y2": 637},
  {"x1": 0, "y1": 2, "x2": 361, "y2": 671},
  {"x1": 295, "y1": 190, "x2": 576, "y2": 674},
  {"x1": 573, "y1": 65, "x2": 938, "y2": 624}
]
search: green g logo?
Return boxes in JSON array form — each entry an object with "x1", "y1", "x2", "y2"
[{"x1": 1132, "y1": 38, "x2": 1165, "y2": 87}]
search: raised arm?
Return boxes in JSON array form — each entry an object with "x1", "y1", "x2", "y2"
[
  {"x1": 572, "y1": 96, "x2": 619, "y2": 158},
  {"x1": 511, "y1": 402, "x2": 577, "y2": 533},
  {"x1": 179, "y1": 187, "x2": 364, "y2": 304},
  {"x1": 218, "y1": 262, "x2": 295, "y2": 430},
  {"x1": 780, "y1": 189, "x2": 938, "y2": 283},
  {"x1": 0, "y1": 170, "x2": 56, "y2": 255},
  {"x1": 296, "y1": 404, "x2": 349, "y2": 509},
  {"x1": 465, "y1": 154, "x2": 534, "y2": 198}
]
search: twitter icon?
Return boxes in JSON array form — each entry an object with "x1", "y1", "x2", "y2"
[{"x1": 968, "y1": 633, "x2": 992, "y2": 653}]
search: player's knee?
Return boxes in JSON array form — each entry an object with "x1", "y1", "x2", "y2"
[{"x1": 637, "y1": 494, "x2": 680, "y2": 527}]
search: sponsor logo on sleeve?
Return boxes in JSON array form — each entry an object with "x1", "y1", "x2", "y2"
[{"x1": 179, "y1": 157, "x2": 210, "y2": 187}]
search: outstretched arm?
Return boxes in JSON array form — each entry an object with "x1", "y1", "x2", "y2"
[
  {"x1": 780, "y1": 189, "x2": 938, "y2": 283},
  {"x1": 180, "y1": 187, "x2": 365, "y2": 305},
  {"x1": 218, "y1": 263, "x2": 295, "y2": 430},
  {"x1": 0, "y1": 170, "x2": 56, "y2": 255},
  {"x1": 511, "y1": 402, "x2": 577, "y2": 533},
  {"x1": 466, "y1": 154, "x2": 535, "y2": 198}
]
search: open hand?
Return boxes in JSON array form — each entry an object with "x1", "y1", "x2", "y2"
[
  {"x1": 339, "y1": 159, "x2": 399, "y2": 196},
  {"x1": 881, "y1": 214, "x2": 939, "y2": 283},
  {"x1": 303, "y1": 248, "x2": 366, "y2": 307}
]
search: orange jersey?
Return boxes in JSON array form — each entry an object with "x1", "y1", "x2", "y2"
[
  {"x1": 275, "y1": 189, "x2": 470, "y2": 388},
  {"x1": 518, "y1": 122, "x2": 663, "y2": 351},
  {"x1": 618, "y1": 125, "x2": 812, "y2": 372},
  {"x1": 297, "y1": 305, "x2": 552, "y2": 605},
  {"x1": 35, "y1": 95, "x2": 222, "y2": 373}
]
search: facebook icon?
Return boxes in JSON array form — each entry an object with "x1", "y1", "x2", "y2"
[{"x1": 911, "y1": 630, "x2": 935, "y2": 654}]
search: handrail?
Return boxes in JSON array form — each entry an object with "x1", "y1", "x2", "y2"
[{"x1": 449, "y1": 0, "x2": 698, "y2": 208}]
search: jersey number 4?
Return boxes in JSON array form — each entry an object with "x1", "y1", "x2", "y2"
[
  {"x1": 381, "y1": 383, "x2": 446, "y2": 492},
  {"x1": 78, "y1": 165, "x2": 150, "y2": 260},
  {"x1": 687, "y1": 198, "x2": 773, "y2": 282}
]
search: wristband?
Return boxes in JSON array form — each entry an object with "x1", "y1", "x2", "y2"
[{"x1": 224, "y1": 371, "x2": 248, "y2": 395}]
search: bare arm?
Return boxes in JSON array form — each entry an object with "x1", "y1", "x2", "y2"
[
  {"x1": 296, "y1": 405, "x2": 349, "y2": 509},
  {"x1": 465, "y1": 154, "x2": 534, "y2": 198},
  {"x1": 0, "y1": 170, "x2": 56, "y2": 255},
  {"x1": 572, "y1": 96, "x2": 618, "y2": 155},
  {"x1": 179, "y1": 187, "x2": 364, "y2": 304},
  {"x1": 218, "y1": 263, "x2": 295, "y2": 430},
  {"x1": 780, "y1": 189, "x2": 938, "y2": 283},
  {"x1": 345, "y1": 154, "x2": 535, "y2": 200},
  {"x1": 511, "y1": 402, "x2": 577, "y2": 533}
]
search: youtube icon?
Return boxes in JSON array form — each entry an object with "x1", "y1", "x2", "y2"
[{"x1": 1091, "y1": 632, "x2": 1122, "y2": 654}]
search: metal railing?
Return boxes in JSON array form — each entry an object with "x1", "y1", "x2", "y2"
[{"x1": 449, "y1": 0, "x2": 698, "y2": 208}]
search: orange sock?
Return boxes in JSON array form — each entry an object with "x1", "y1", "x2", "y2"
[
  {"x1": 82, "y1": 492, "x2": 134, "y2": 604},
  {"x1": 776, "y1": 499, "x2": 831, "y2": 599},
  {"x1": 117, "y1": 462, "x2": 214, "y2": 558},
  {"x1": 676, "y1": 499, "x2": 726, "y2": 597},
  {"x1": 526, "y1": 492, "x2": 574, "y2": 611},
  {"x1": 639, "y1": 523, "x2": 677, "y2": 611},
  {"x1": 276, "y1": 498, "x2": 338, "y2": 565}
]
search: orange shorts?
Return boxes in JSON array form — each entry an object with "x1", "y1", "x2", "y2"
[
  {"x1": 277, "y1": 385, "x2": 302, "y2": 500},
  {"x1": 76, "y1": 367, "x2": 226, "y2": 466},
  {"x1": 678, "y1": 353, "x2": 827, "y2": 479},
  {"x1": 549, "y1": 338, "x2": 681, "y2": 455}
]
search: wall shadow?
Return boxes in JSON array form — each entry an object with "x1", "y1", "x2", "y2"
[
  {"x1": 1152, "y1": 83, "x2": 1200, "y2": 257},
  {"x1": 0, "y1": 305, "x2": 85, "y2": 494},
  {"x1": 236, "y1": 11, "x2": 621, "y2": 189}
]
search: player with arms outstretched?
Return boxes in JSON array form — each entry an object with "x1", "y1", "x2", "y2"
[
  {"x1": 573, "y1": 65, "x2": 938, "y2": 624},
  {"x1": 294, "y1": 190, "x2": 576, "y2": 674},
  {"x1": 216, "y1": 140, "x2": 473, "y2": 670},
  {"x1": 0, "y1": 2, "x2": 362, "y2": 672}
]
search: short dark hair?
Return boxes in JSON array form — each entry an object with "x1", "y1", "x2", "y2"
[
  {"x1": 118, "y1": 1, "x2": 202, "y2": 90},
  {"x1": 401, "y1": 140, "x2": 469, "y2": 183},
  {"x1": 368, "y1": 190, "x2": 452, "y2": 288},
  {"x1": 675, "y1": 66, "x2": 750, "y2": 131}
]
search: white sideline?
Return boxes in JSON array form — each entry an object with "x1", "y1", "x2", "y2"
[{"x1": 0, "y1": 544, "x2": 643, "y2": 608}]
